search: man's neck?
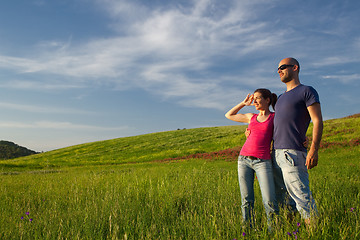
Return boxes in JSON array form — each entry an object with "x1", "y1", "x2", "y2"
[{"x1": 286, "y1": 79, "x2": 301, "y2": 91}]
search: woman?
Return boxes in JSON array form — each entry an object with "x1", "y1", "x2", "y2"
[{"x1": 225, "y1": 88, "x2": 278, "y2": 227}]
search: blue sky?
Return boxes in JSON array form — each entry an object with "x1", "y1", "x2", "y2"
[{"x1": 0, "y1": 0, "x2": 359, "y2": 151}]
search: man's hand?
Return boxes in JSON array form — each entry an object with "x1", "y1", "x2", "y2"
[
  {"x1": 306, "y1": 148, "x2": 318, "y2": 169},
  {"x1": 303, "y1": 136, "x2": 309, "y2": 148},
  {"x1": 245, "y1": 128, "x2": 251, "y2": 139}
]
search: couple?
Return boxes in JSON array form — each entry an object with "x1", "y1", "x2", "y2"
[{"x1": 225, "y1": 58, "x2": 323, "y2": 229}]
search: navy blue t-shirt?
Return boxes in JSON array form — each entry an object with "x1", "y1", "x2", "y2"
[{"x1": 274, "y1": 84, "x2": 320, "y2": 152}]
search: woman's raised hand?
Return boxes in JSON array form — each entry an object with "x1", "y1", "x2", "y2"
[{"x1": 242, "y1": 94, "x2": 254, "y2": 106}]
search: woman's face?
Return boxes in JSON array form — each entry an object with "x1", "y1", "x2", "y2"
[{"x1": 253, "y1": 92, "x2": 270, "y2": 111}]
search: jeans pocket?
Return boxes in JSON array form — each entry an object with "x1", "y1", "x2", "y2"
[
  {"x1": 238, "y1": 155, "x2": 246, "y2": 165},
  {"x1": 284, "y1": 151, "x2": 296, "y2": 167}
]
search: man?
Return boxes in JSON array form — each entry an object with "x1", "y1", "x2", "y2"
[{"x1": 273, "y1": 57, "x2": 323, "y2": 227}]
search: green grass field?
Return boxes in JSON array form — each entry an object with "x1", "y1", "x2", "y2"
[{"x1": 0, "y1": 114, "x2": 359, "y2": 239}]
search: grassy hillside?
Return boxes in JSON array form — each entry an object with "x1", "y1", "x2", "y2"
[
  {"x1": 1, "y1": 114, "x2": 359, "y2": 172},
  {"x1": 0, "y1": 114, "x2": 359, "y2": 239},
  {"x1": 0, "y1": 125, "x2": 247, "y2": 171}
]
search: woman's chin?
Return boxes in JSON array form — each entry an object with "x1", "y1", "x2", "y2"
[{"x1": 255, "y1": 106, "x2": 265, "y2": 111}]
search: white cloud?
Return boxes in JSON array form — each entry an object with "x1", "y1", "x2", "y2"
[
  {"x1": 4, "y1": 0, "x2": 356, "y2": 112},
  {"x1": 0, "y1": 56, "x2": 44, "y2": 73},
  {"x1": 322, "y1": 74, "x2": 360, "y2": 84},
  {"x1": 0, "y1": 80, "x2": 84, "y2": 90},
  {"x1": 0, "y1": 120, "x2": 129, "y2": 131},
  {"x1": 312, "y1": 56, "x2": 355, "y2": 67},
  {"x1": 0, "y1": 0, "x2": 282, "y2": 108},
  {"x1": 0, "y1": 102, "x2": 94, "y2": 114}
]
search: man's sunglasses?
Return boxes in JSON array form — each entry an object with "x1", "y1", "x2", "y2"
[{"x1": 278, "y1": 64, "x2": 294, "y2": 70}]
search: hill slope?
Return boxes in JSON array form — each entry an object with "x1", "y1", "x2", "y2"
[
  {"x1": 0, "y1": 114, "x2": 359, "y2": 171},
  {"x1": 0, "y1": 125, "x2": 248, "y2": 170},
  {"x1": 0, "y1": 140, "x2": 38, "y2": 160}
]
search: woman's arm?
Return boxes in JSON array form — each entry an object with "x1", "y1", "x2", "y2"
[{"x1": 225, "y1": 94, "x2": 254, "y2": 123}]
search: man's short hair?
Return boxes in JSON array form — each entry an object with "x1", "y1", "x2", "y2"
[{"x1": 290, "y1": 58, "x2": 300, "y2": 72}]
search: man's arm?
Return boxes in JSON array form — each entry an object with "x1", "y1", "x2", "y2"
[{"x1": 306, "y1": 103, "x2": 323, "y2": 169}]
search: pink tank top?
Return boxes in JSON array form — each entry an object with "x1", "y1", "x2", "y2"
[{"x1": 240, "y1": 112, "x2": 274, "y2": 160}]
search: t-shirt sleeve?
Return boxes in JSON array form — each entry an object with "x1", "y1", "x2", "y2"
[{"x1": 304, "y1": 86, "x2": 320, "y2": 107}]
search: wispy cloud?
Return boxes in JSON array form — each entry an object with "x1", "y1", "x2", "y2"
[
  {"x1": 322, "y1": 74, "x2": 360, "y2": 84},
  {"x1": 0, "y1": 102, "x2": 93, "y2": 114},
  {"x1": 0, "y1": 79, "x2": 84, "y2": 90},
  {"x1": 0, "y1": 0, "x2": 359, "y2": 111},
  {"x1": 0, "y1": 120, "x2": 129, "y2": 131},
  {"x1": 312, "y1": 56, "x2": 357, "y2": 67},
  {"x1": 0, "y1": 56, "x2": 44, "y2": 73},
  {"x1": 0, "y1": 0, "x2": 283, "y2": 109}
]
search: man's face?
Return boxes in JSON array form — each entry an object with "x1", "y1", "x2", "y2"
[{"x1": 277, "y1": 60, "x2": 295, "y2": 83}]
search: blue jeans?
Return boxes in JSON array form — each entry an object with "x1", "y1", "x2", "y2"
[
  {"x1": 237, "y1": 155, "x2": 278, "y2": 226},
  {"x1": 273, "y1": 149, "x2": 318, "y2": 219}
]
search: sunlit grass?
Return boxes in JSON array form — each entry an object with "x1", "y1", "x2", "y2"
[
  {"x1": 1, "y1": 145, "x2": 359, "y2": 239},
  {"x1": 0, "y1": 115, "x2": 359, "y2": 239},
  {"x1": 0, "y1": 125, "x2": 247, "y2": 171}
]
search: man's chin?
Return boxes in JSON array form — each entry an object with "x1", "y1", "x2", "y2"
[{"x1": 281, "y1": 78, "x2": 291, "y2": 83}]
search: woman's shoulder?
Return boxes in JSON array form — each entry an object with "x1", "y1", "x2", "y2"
[{"x1": 264, "y1": 112, "x2": 275, "y2": 123}]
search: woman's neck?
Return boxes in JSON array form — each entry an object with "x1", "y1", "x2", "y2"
[
  {"x1": 256, "y1": 109, "x2": 271, "y2": 122},
  {"x1": 258, "y1": 108, "x2": 270, "y2": 116}
]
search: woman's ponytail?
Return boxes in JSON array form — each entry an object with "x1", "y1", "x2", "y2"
[{"x1": 271, "y1": 93, "x2": 277, "y2": 110}]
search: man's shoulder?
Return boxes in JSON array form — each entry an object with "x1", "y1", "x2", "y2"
[
  {"x1": 299, "y1": 84, "x2": 317, "y2": 92},
  {"x1": 298, "y1": 84, "x2": 320, "y2": 105},
  {"x1": 291, "y1": 84, "x2": 318, "y2": 99}
]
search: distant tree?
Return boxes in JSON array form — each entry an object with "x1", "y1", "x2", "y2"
[{"x1": 0, "y1": 140, "x2": 39, "y2": 160}]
